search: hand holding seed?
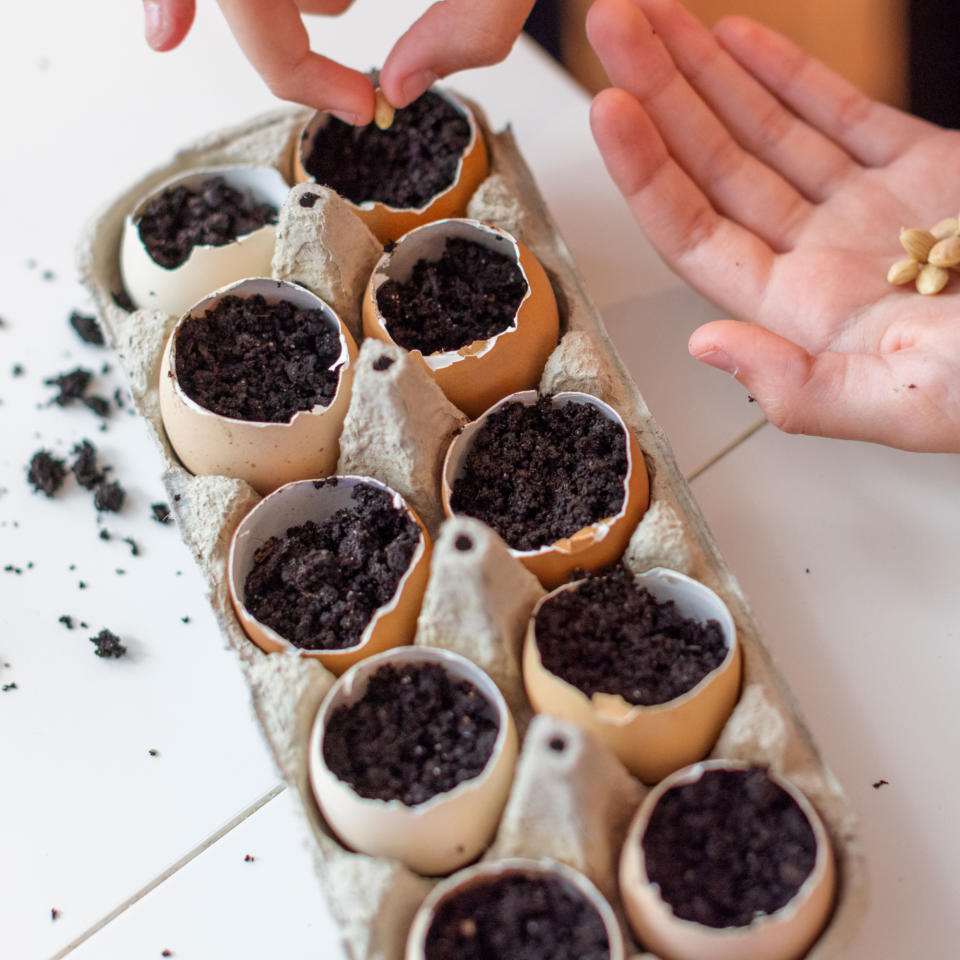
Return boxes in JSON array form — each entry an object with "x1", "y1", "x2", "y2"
[{"x1": 588, "y1": 0, "x2": 960, "y2": 452}]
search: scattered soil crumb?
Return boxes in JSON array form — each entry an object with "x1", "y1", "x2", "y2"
[
  {"x1": 69, "y1": 311, "x2": 105, "y2": 346},
  {"x1": 27, "y1": 450, "x2": 66, "y2": 496},
  {"x1": 90, "y1": 629, "x2": 127, "y2": 658},
  {"x1": 872, "y1": 779, "x2": 889, "y2": 789}
]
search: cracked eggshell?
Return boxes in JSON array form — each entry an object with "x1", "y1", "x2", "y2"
[
  {"x1": 405, "y1": 857, "x2": 625, "y2": 960},
  {"x1": 309, "y1": 647, "x2": 518, "y2": 875},
  {"x1": 293, "y1": 89, "x2": 488, "y2": 243},
  {"x1": 228, "y1": 476, "x2": 431, "y2": 674},
  {"x1": 362, "y1": 218, "x2": 559, "y2": 418},
  {"x1": 619, "y1": 760, "x2": 836, "y2": 960},
  {"x1": 442, "y1": 391, "x2": 650, "y2": 589},
  {"x1": 159, "y1": 278, "x2": 357, "y2": 495},
  {"x1": 120, "y1": 165, "x2": 289, "y2": 315},
  {"x1": 524, "y1": 567, "x2": 741, "y2": 783}
]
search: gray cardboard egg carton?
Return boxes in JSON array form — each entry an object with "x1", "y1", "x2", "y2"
[{"x1": 76, "y1": 101, "x2": 866, "y2": 960}]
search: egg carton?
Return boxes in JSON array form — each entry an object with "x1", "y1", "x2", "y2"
[{"x1": 76, "y1": 99, "x2": 867, "y2": 960}]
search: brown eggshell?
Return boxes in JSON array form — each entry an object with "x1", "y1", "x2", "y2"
[
  {"x1": 405, "y1": 858, "x2": 626, "y2": 960},
  {"x1": 523, "y1": 567, "x2": 741, "y2": 783},
  {"x1": 308, "y1": 646, "x2": 518, "y2": 875},
  {"x1": 227, "y1": 476, "x2": 431, "y2": 674},
  {"x1": 362, "y1": 218, "x2": 559, "y2": 418},
  {"x1": 159, "y1": 278, "x2": 357, "y2": 495},
  {"x1": 619, "y1": 760, "x2": 837, "y2": 960},
  {"x1": 120, "y1": 165, "x2": 289, "y2": 316},
  {"x1": 293, "y1": 88, "x2": 488, "y2": 243},
  {"x1": 441, "y1": 391, "x2": 650, "y2": 588}
]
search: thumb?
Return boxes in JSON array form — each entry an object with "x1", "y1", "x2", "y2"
[
  {"x1": 143, "y1": 0, "x2": 196, "y2": 51},
  {"x1": 689, "y1": 319, "x2": 941, "y2": 449},
  {"x1": 379, "y1": 0, "x2": 535, "y2": 107}
]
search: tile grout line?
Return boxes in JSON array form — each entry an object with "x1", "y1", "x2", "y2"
[
  {"x1": 48, "y1": 783, "x2": 286, "y2": 960},
  {"x1": 685, "y1": 419, "x2": 768, "y2": 484}
]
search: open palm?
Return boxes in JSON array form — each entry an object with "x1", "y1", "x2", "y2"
[{"x1": 587, "y1": 0, "x2": 960, "y2": 451}]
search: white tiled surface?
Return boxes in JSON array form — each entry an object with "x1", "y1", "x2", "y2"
[{"x1": 3, "y1": 2, "x2": 959, "y2": 958}]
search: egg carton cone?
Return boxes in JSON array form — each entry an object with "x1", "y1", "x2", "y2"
[{"x1": 76, "y1": 95, "x2": 867, "y2": 960}]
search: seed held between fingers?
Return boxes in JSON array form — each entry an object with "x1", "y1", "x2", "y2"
[{"x1": 374, "y1": 89, "x2": 395, "y2": 130}]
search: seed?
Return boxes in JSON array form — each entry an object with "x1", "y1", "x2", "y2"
[
  {"x1": 916, "y1": 263, "x2": 950, "y2": 295},
  {"x1": 928, "y1": 236, "x2": 960, "y2": 268},
  {"x1": 374, "y1": 89, "x2": 395, "y2": 131},
  {"x1": 887, "y1": 257, "x2": 920, "y2": 285},
  {"x1": 930, "y1": 217, "x2": 959, "y2": 240},
  {"x1": 899, "y1": 227, "x2": 936, "y2": 262}
]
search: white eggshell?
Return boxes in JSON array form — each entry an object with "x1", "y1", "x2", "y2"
[
  {"x1": 405, "y1": 857, "x2": 625, "y2": 960},
  {"x1": 159, "y1": 277, "x2": 356, "y2": 494},
  {"x1": 121, "y1": 165, "x2": 289, "y2": 315},
  {"x1": 524, "y1": 567, "x2": 741, "y2": 782},
  {"x1": 362, "y1": 218, "x2": 559, "y2": 418},
  {"x1": 228, "y1": 476, "x2": 431, "y2": 674},
  {"x1": 308, "y1": 647, "x2": 518, "y2": 875},
  {"x1": 442, "y1": 390, "x2": 650, "y2": 587},
  {"x1": 619, "y1": 760, "x2": 837, "y2": 960}
]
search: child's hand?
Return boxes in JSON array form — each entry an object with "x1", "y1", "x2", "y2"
[
  {"x1": 588, "y1": 0, "x2": 960, "y2": 452},
  {"x1": 142, "y1": 0, "x2": 534, "y2": 124}
]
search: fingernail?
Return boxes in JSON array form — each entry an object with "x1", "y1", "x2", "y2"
[
  {"x1": 330, "y1": 109, "x2": 360, "y2": 125},
  {"x1": 694, "y1": 348, "x2": 739, "y2": 377},
  {"x1": 143, "y1": 1, "x2": 168, "y2": 48},
  {"x1": 400, "y1": 70, "x2": 438, "y2": 106}
]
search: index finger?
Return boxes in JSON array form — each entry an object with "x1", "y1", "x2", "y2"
[{"x1": 216, "y1": 0, "x2": 375, "y2": 122}]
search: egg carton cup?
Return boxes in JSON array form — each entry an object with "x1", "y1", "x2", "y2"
[{"x1": 76, "y1": 99, "x2": 866, "y2": 960}]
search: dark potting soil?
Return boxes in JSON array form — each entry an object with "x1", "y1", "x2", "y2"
[
  {"x1": 302, "y1": 91, "x2": 471, "y2": 209},
  {"x1": 376, "y1": 237, "x2": 527, "y2": 354},
  {"x1": 94, "y1": 480, "x2": 125, "y2": 513},
  {"x1": 242, "y1": 483, "x2": 420, "y2": 650},
  {"x1": 423, "y1": 873, "x2": 610, "y2": 960},
  {"x1": 449, "y1": 398, "x2": 628, "y2": 552},
  {"x1": 174, "y1": 294, "x2": 342, "y2": 423},
  {"x1": 642, "y1": 766, "x2": 818, "y2": 928},
  {"x1": 136, "y1": 176, "x2": 278, "y2": 269},
  {"x1": 71, "y1": 440, "x2": 104, "y2": 490},
  {"x1": 45, "y1": 368, "x2": 92, "y2": 406},
  {"x1": 69, "y1": 311, "x2": 105, "y2": 346},
  {"x1": 27, "y1": 450, "x2": 66, "y2": 497},
  {"x1": 322, "y1": 661, "x2": 499, "y2": 807},
  {"x1": 534, "y1": 566, "x2": 727, "y2": 706},
  {"x1": 90, "y1": 628, "x2": 127, "y2": 659}
]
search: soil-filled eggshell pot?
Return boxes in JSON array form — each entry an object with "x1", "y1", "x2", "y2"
[
  {"x1": 362, "y1": 218, "x2": 559, "y2": 418},
  {"x1": 120, "y1": 165, "x2": 289, "y2": 316},
  {"x1": 159, "y1": 278, "x2": 357, "y2": 495},
  {"x1": 294, "y1": 88, "x2": 488, "y2": 243},
  {"x1": 442, "y1": 391, "x2": 649, "y2": 588},
  {"x1": 309, "y1": 647, "x2": 518, "y2": 875},
  {"x1": 228, "y1": 476, "x2": 431, "y2": 675},
  {"x1": 524, "y1": 566, "x2": 741, "y2": 782},
  {"x1": 406, "y1": 857, "x2": 625, "y2": 960},
  {"x1": 619, "y1": 761, "x2": 836, "y2": 960}
]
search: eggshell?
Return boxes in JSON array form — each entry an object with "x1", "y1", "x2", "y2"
[
  {"x1": 524, "y1": 567, "x2": 741, "y2": 782},
  {"x1": 362, "y1": 218, "x2": 559, "y2": 418},
  {"x1": 619, "y1": 760, "x2": 837, "y2": 960},
  {"x1": 293, "y1": 89, "x2": 488, "y2": 243},
  {"x1": 405, "y1": 857, "x2": 625, "y2": 960},
  {"x1": 120, "y1": 165, "x2": 289, "y2": 316},
  {"x1": 159, "y1": 278, "x2": 357, "y2": 495},
  {"x1": 228, "y1": 476, "x2": 431, "y2": 674},
  {"x1": 308, "y1": 647, "x2": 518, "y2": 875},
  {"x1": 442, "y1": 391, "x2": 650, "y2": 588}
]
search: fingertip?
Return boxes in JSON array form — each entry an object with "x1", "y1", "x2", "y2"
[{"x1": 143, "y1": 0, "x2": 195, "y2": 52}]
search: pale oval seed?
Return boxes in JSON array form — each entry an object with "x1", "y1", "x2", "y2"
[
  {"x1": 928, "y1": 236, "x2": 960, "y2": 268},
  {"x1": 930, "y1": 217, "x2": 959, "y2": 240},
  {"x1": 900, "y1": 227, "x2": 937, "y2": 262},
  {"x1": 916, "y1": 263, "x2": 950, "y2": 295},
  {"x1": 887, "y1": 257, "x2": 921, "y2": 285},
  {"x1": 374, "y1": 89, "x2": 395, "y2": 130}
]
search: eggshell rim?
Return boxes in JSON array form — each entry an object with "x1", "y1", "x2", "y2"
[
  {"x1": 621, "y1": 759, "x2": 836, "y2": 948},
  {"x1": 125, "y1": 163, "x2": 290, "y2": 270},
  {"x1": 405, "y1": 857, "x2": 626, "y2": 960},
  {"x1": 308, "y1": 645, "x2": 517, "y2": 816},
  {"x1": 227, "y1": 475, "x2": 430, "y2": 658},
  {"x1": 526, "y1": 567, "x2": 739, "y2": 722},
  {"x1": 166, "y1": 277, "x2": 353, "y2": 427},
  {"x1": 441, "y1": 390, "x2": 640, "y2": 559},
  {"x1": 296, "y1": 88, "x2": 481, "y2": 215}
]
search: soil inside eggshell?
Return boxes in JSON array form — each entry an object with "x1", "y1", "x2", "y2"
[
  {"x1": 449, "y1": 398, "x2": 628, "y2": 551},
  {"x1": 302, "y1": 90, "x2": 471, "y2": 209},
  {"x1": 322, "y1": 661, "x2": 499, "y2": 806},
  {"x1": 136, "y1": 175, "x2": 278, "y2": 269},
  {"x1": 535, "y1": 566, "x2": 727, "y2": 705},
  {"x1": 375, "y1": 237, "x2": 527, "y2": 354},
  {"x1": 242, "y1": 483, "x2": 420, "y2": 650},
  {"x1": 174, "y1": 294, "x2": 343, "y2": 423},
  {"x1": 642, "y1": 766, "x2": 818, "y2": 928},
  {"x1": 423, "y1": 873, "x2": 611, "y2": 960}
]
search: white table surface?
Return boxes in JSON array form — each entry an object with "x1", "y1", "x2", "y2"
[{"x1": 2, "y1": 2, "x2": 958, "y2": 958}]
